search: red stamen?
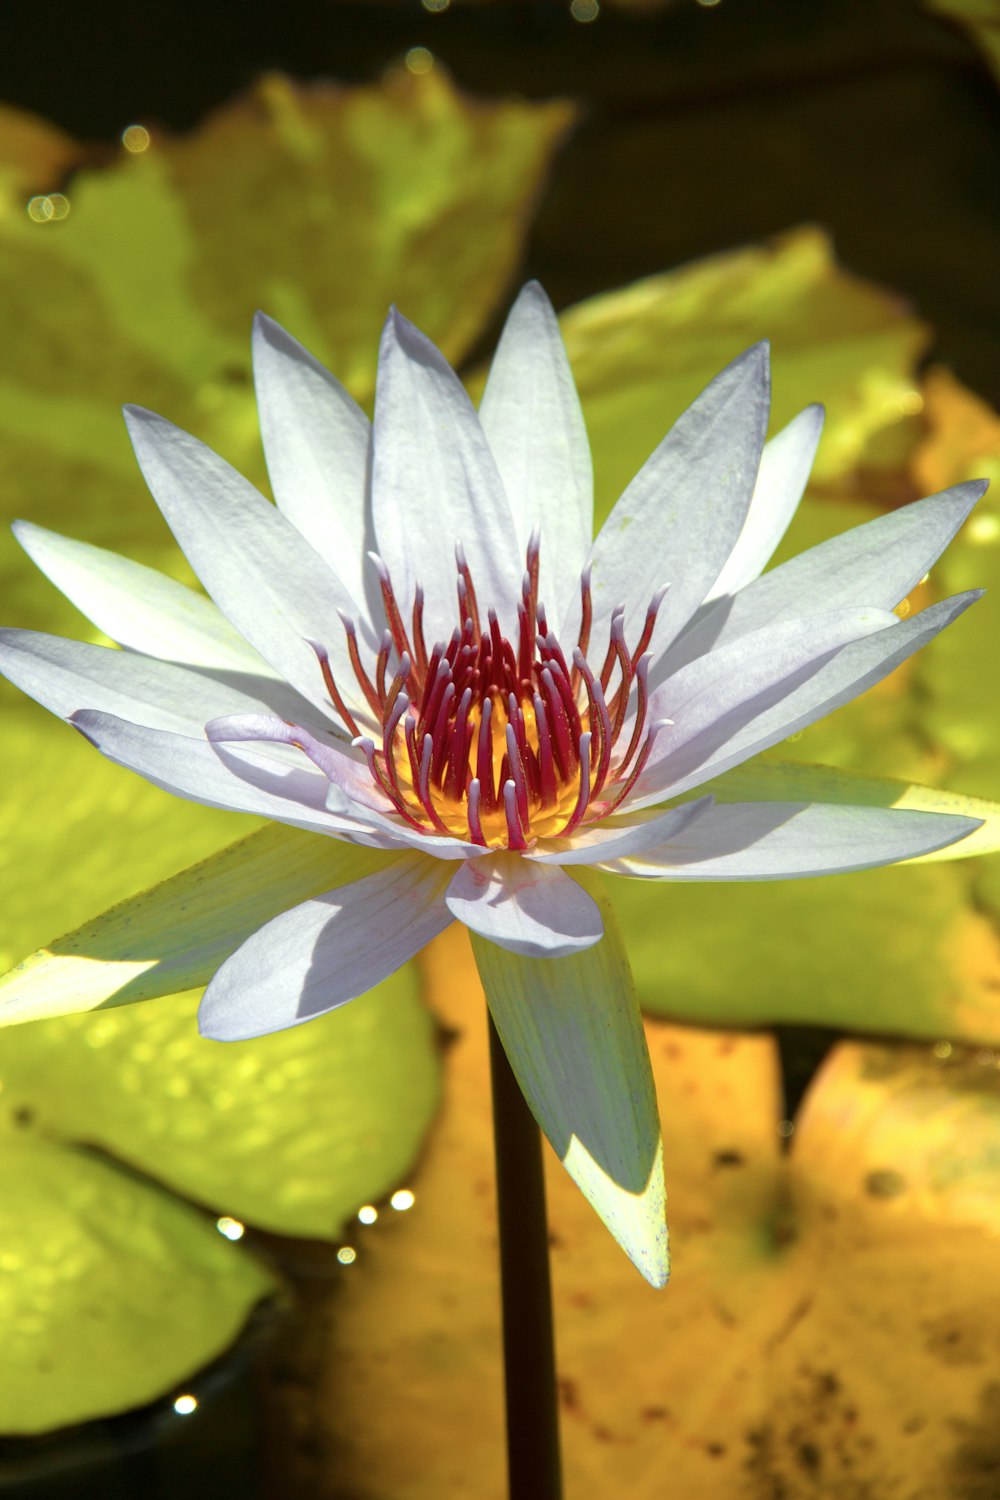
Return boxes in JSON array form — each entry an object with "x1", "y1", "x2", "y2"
[
  {"x1": 573, "y1": 648, "x2": 613, "y2": 795},
  {"x1": 630, "y1": 584, "x2": 669, "y2": 671},
  {"x1": 467, "y1": 780, "x2": 487, "y2": 845},
  {"x1": 476, "y1": 695, "x2": 495, "y2": 810},
  {"x1": 338, "y1": 610, "x2": 381, "y2": 718},
  {"x1": 411, "y1": 584, "x2": 428, "y2": 682},
  {"x1": 533, "y1": 692, "x2": 559, "y2": 808},
  {"x1": 305, "y1": 637, "x2": 362, "y2": 738},
  {"x1": 503, "y1": 779, "x2": 528, "y2": 850},
  {"x1": 455, "y1": 542, "x2": 481, "y2": 637},
  {"x1": 560, "y1": 731, "x2": 592, "y2": 837},
  {"x1": 505, "y1": 721, "x2": 530, "y2": 831}
]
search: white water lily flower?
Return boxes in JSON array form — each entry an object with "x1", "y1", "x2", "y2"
[{"x1": 0, "y1": 284, "x2": 987, "y2": 1286}]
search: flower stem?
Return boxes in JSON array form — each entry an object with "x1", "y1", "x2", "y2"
[{"x1": 487, "y1": 1008, "x2": 563, "y2": 1500}]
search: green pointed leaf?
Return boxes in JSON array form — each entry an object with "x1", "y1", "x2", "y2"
[
  {"x1": 0, "y1": 964, "x2": 440, "y2": 1240},
  {"x1": 0, "y1": 1135, "x2": 275, "y2": 1435},
  {"x1": 0, "y1": 822, "x2": 392, "y2": 1025},
  {"x1": 470, "y1": 877, "x2": 667, "y2": 1287}
]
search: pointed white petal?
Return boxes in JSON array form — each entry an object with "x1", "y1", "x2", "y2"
[
  {"x1": 12, "y1": 521, "x2": 269, "y2": 673},
  {"x1": 529, "y1": 795, "x2": 713, "y2": 865},
  {"x1": 0, "y1": 825, "x2": 394, "y2": 1024},
  {"x1": 666, "y1": 479, "x2": 986, "y2": 678},
  {"x1": 702, "y1": 758, "x2": 1000, "y2": 864},
  {"x1": 478, "y1": 282, "x2": 593, "y2": 633},
  {"x1": 445, "y1": 855, "x2": 603, "y2": 957},
  {"x1": 253, "y1": 313, "x2": 373, "y2": 603},
  {"x1": 123, "y1": 407, "x2": 373, "y2": 725},
  {"x1": 199, "y1": 854, "x2": 451, "y2": 1040},
  {"x1": 70, "y1": 709, "x2": 384, "y2": 839},
  {"x1": 599, "y1": 801, "x2": 982, "y2": 879},
  {"x1": 705, "y1": 404, "x2": 824, "y2": 602},
  {"x1": 205, "y1": 714, "x2": 485, "y2": 861},
  {"x1": 0, "y1": 629, "x2": 323, "y2": 738},
  {"x1": 471, "y1": 885, "x2": 668, "y2": 1287},
  {"x1": 633, "y1": 606, "x2": 897, "y2": 805},
  {"x1": 634, "y1": 592, "x2": 980, "y2": 808},
  {"x1": 589, "y1": 343, "x2": 770, "y2": 657},
  {"x1": 371, "y1": 309, "x2": 521, "y2": 644}
]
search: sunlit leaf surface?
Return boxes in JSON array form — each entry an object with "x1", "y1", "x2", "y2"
[
  {"x1": 0, "y1": 1135, "x2": 275, "y2": 1435},
  {"x1": 0, "y1": 967, "x2": 439, "y2": 1239},
  {"x1": 561, "y1": 226, "x2": 930, "y2": 525},
  {"x1": 297, "y1": 927, "x2": 1000, "y2": 1499}
]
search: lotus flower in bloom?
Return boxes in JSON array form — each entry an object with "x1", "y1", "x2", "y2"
[{"x1": 0, "y1": 284, "x2": 986, "y2": 1285}]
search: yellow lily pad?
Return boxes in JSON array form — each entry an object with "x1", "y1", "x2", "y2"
[
  {"x1": 0, "y1": 1135, "x2": 275, "y2": 1435},
  {"x1": 291, "y1": 927, "x2": 1000, "y2": 1499},
  {"x1": 561, "y1": 226, "x2": 929, "y2": 526}
]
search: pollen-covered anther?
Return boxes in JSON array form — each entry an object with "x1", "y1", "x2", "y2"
[{"x1": 308, "y1": 541, "x2": 662, "y2": 849}]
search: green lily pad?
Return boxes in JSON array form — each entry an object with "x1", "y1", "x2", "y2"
[
  {"x1": 608, "y1": 859, "x2": 1000, "y2": 1042},
  {"x1": 0, "y1": 964, "x2": 440, "y2": 1240},
  {"x1": 0, "y1": 1135, "x2": 275, "y2": 1435}
]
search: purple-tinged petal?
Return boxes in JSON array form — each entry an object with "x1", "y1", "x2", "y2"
[
  {"x1": 252, "y1": 313, "x2": 374, "y2": 607},
  {"x1": 445, "y1": 854, "x2": 603, "y2": 957},
  {"x1": 478, "y1": 282, "x2": 592, "y2": 634},
  {"x1": 12, "y1": 521, "x2": 270, "y2": 674},
  {"x1": 705, "y1": 404, "x2": 824, "y2": 602},
  {"x1": 598, "y1": 800, "x2": 982, "y2": 880},
  {"x1": 70, "y1": 709, "x2": 387, "y2": 841},
  {"x1": 632, "y1": 592, "x2": 980, "y2": 808},
  {"x1": 530, "y1": 795, "x2": 713, "y2": 865},
  {"x1": 631, "y1": 606, "x2": 896, "y2": 806},
  {"x1": 123, "y1": 406, "x2": 375, "y2": 728},
  {"x1": 589, "y1": 343, "x2": 770, "y2": 660},
  {"x1": 199, "y1": 854, "x2": 452, "y2": 1040},
  {"x1": 371, "y1": 309, "x2": 521, "y2": 644},
  {"x1": 0, "y1": 630, "x2": 323, "y2": 739},
  {"x1": 664, "y1": 479, "x2": 986, "y2": 680}
]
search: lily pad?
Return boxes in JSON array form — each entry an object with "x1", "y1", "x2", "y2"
[
  {"x1": 296, "y1": 927, "x2": 1000, "y2": 1499},
  {"x1": 0, "y1": 1135, "x2": 275, "y2": 1435},
  {"x1": 0, "y1": 964, "x2": 440, "y2": 1239}
]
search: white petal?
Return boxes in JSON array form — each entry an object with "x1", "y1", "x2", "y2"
[
  {"x1": 589, "y1": 343, "x2": 770, "y2": 658},
  {"x1": 371, "y1": 309, "x2": 521, "y2": 644},
  {"x1": 666, "y1": 478, "x2": 986, "y2": 679},
  {"x1": 470, "y1": 885, "x2": 668, "y2": 1287},
  {"x1": 205, "y1": 713, "x2": 486, "y2": 861},
  {"x1": 445, "y1": 855, "x2": 603, "y2": 957},
  {"x1": 253, "y1": 313, "x2": 373, "y2": 605},
  {"x1": 0, "y1": 629, "x2": 323, "y2": 738},
  {"x1": 199, "y1": 854, "x2": 452, "y2": 1040},
  {"x1": 599, "y1": 801, "x2": 982, "y2": 879},
  {"x1": 705, "y1": 404, "x2": 824, "y2": 602},
  {"x1": 478, "y1": 282, "x2": 593, "y2": 633},
  {"x1": 123, "y1": 407, "x2": 374, "y2": 726},
  {"x1": 633, "y1": 606, "x2": 897, "y2": 805},
  {"x1": 529, "y1": 795, "x2": 713, "y2": 865},
  {"x1": 634, "y1": 592, "x2": 980, "y2": 808},
  {"x1": 71, "y1": 709, "x2": 384, "y2": 839},
  {"x1": 12, "y1": 521, "x2": 269, "y2": 673}
]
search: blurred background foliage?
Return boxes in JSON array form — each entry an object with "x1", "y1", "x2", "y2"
[{"x1": 0, "y1": 0, "x2": 999, "y2": 1495}]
